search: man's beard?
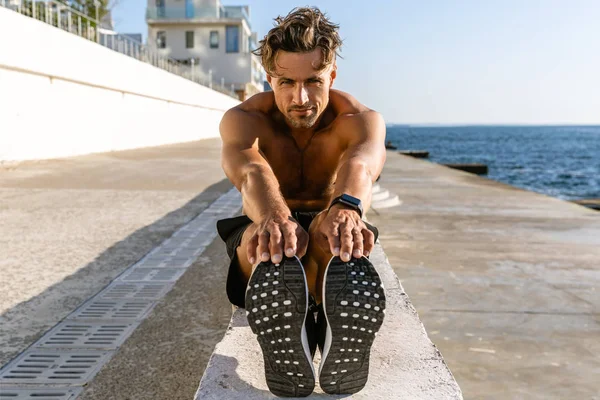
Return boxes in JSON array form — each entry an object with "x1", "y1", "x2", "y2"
[{"x1": 286, "y1": 107, "x2": 318, "y2": 129}]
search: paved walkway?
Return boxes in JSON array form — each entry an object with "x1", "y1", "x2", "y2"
[
  {"x1": 368, "y1": 152, "x2": 600, "y2": 399},
  {"x1": 0, "y1": 139, "x2": 234, "y2": 399},
  {"x1": 2, "y1": 141, "x2": 598, "y2": 399}
]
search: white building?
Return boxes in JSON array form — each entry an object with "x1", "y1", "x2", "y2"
[{"x1": 146, "y1": 0, "x2": 264, "y2": 100}]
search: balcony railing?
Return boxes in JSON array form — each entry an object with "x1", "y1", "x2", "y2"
[
  {"x1": 147, "y1": 5, "x2": 251, "y2": 29},
  {"x1": 146, "y1": 6, "x2": 217, "y2": 20},
  {"x1": 221, "y1": 5, "x2": 251, "y2": 29}
]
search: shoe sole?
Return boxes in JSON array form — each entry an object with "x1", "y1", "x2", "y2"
[
  {"x1": 245, "y1": 256, "x2": 315, "y2": 397},
  {"x1": 319, "y1": 256, "x2": 386, "y2": 394}
]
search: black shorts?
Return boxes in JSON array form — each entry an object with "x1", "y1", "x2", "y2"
[{"x1": 216, "y1": 212, "x2": 379, "y2": 309}]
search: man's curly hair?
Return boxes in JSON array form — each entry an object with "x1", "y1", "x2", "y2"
[{"x1": 253, "y1": 7, "x2": 343, "y2": 76}]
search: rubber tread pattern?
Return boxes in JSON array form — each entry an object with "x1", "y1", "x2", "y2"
[
  {"x1": 320, "y1": 256, "x2": 386, "y2": 394},
  {"x1": 245, "y1": 257, "x2": 315, "y2": 397}
]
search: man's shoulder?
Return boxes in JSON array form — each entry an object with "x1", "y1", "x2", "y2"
[
  {"x1": 220, "y1": 93, "x2": 278, "y2": 145},
  {"x1": 329, "y1": 90, "x2": 383, "y2": 130},
  {"x1": 329, "y1": 89, "x2": 369, "y2": 115},
  {"x1": 221, "y1": 93, "x2": 274, "y2": 131},
  {"x1": 235, "y1": 91, "x2": 275, "y2": 115}
]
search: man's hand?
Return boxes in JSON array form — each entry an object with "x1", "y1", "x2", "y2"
[
  {"x1": 246, "y1": 214, "x2": 309, "y2": 265},
  {"x1": 317, "y1": 205, "x2": 375, "y2": 262}
]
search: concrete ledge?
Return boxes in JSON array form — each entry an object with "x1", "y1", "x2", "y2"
[
  {"x1": 441, "y1": 164, "x2": 489, "y2": 175},
  {"x1": 195, "y1": 244, "x2": 463, "y2": 399},
  {"x1": 399, "y1": 150, "x2": 430, "y2": 159},
  {"x1": 571, "y1": 198, "x2": 600, "y2": 211}
]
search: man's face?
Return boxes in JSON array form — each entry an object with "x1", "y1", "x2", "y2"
[{"x1": 267, "y1": 48, "x2": 336, "y2": 130}]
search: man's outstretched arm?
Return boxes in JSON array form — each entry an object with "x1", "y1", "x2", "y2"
[
  {"x1": 220, "y1": 108, "x2": 308, "y2": 264},
  {"x1": 317, "y1": 110, "x2": 386, "y2": 261}
]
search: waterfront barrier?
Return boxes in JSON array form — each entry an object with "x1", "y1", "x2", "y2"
[
  {"x1": 442, "y1": 163, "x2": 488, "y2": 175},
  {"x1": 399, "y1": 150, "x2": 430, "y2": 158},
  {"x1": 571, "y1": 199, "x2": 600, "y2": 211}
]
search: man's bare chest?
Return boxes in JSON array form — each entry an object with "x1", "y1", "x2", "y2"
[{"x1": 259, "y1": 133, "x2": 342, "y2": 199}]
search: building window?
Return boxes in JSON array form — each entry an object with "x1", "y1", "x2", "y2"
[
  {"x1": 156, "y1": 31, "x2": 166, "y2": 49},
  {"x1": 186, "y1": 31, "x2": 194, "y2": 48},
  {"x1": 156, "y1": 0, "x2": 165, "y2": 17},
  {"x1": 185, "y1": 0, "x2": 193, "y2": 18},
  {"x1": 210, "y1": 30, "x2": 219, "y2": 49},
  {"x1": 226, "y1": 25, "x2": 239, "y2": 53}
]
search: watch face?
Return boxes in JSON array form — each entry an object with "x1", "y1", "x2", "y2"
[{"x1": 340, "y1": 193, "x2": 361, "y2": 206}]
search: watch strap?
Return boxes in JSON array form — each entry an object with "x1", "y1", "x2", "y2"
[{"x1": 328, "y1": 194, "x2": 363, "y2": 218}]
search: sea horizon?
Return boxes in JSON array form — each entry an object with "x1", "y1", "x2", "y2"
[
  {"x1": 386, "y1": 123, "x2": 600, "y2": 128},
  {"x1": 385, "y1": 125, "x2": 600, "y2": 201}
]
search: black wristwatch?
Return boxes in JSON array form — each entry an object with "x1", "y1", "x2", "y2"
[{"x1": 328, "y1": 194, "x2": 363, "y2": 218}]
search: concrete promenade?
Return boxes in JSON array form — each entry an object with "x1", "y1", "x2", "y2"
[
  {"x1": 1, "y1": 139, "x2": 598, "y2": 399},
  {"x1": 0, "y1": 139, "x2": 234, "y2": 398},
  {"x1": 368, "y1": 153, "x2": 600, "y2": 399}
]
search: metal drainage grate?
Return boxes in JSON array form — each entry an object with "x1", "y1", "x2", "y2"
[
  {"x1": 171, "y1": 247, "x2": 207, "y2": 258},
  {"x1": 0, "y1": 189, "x2": 243, "y2": 392},
  {"x1": 98, "y1": 282, "x2": 174, "y2": 300},
  {"x1": 33, "y1": 322, "x2": 137, "y2": 350},
  {"x1": 68, "y1": 300, "x2": 155, "y2": 321},
  {"x1": 135, "y1": 256, "x2": 195, "y2": 269},
  {"x1": 117, "y1": 268, "x2": 186, "y2": 282},
  {"x1": 161, "y1": 256, "x2": 196, "y2": 268},
  {"x1": 0, "y1": 387, "x2": 83, "y2": 399},
  {"x1": 0, "y1": 350, "x2": 112, "y2": 385},
  {"x1": 133, "y1": 257, "x2": 168, "y2": 268}
]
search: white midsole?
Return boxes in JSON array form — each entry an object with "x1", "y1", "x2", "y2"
[
  {"x1": 297, "y1": 255, "x2": 316, "y2": 377},
  {"x1": 318, "y1": 256, "x2": 335, "y2": 378}
]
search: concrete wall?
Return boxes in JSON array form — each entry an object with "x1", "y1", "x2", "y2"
[{"x1": 0, "y1": 7, "x2": 240, "y2": 162}]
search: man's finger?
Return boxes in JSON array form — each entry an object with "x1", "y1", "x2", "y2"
[
  {"x1": 280, "y1": 223, "x2": 297, "y2": 258},
  {"x1": 339, "y1": 223, "x2": 353, "y2": 262},
  {"x1": 246, "y1": 234, "x2": 259, "y2": 264},
  {"x1": 352, "y1": 228, "x2": 364, "y2": 258},
  {"x1": 269, "y1": 226, "x2": 284, "y2": 263},
  {"x1": 326, "y1": 224, "x2": 341, "y2": 256},
  {"x1": 258, "y1": 231, "x2": 270, "y2": 262},
  {"x1": 296, "y1": 230, "x2": 309, "y2": 258},
  {"x1": 362, "y1": 228, "x2": 375, "y2": 256}
]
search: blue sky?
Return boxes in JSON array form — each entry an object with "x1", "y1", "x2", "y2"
[{"x1": 113, "y1": 1, "x2": 600, "y2": 125}]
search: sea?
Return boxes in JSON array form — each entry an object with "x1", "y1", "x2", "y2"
[{"x1": 384, "y1": 125, "x2": 600, "y2": 200}]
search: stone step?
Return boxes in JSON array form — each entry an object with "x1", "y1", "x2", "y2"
[
  {"x1": 372, "y1": 195, "x2": 402, "y2": 210},
  {"x1": 372, "y1": 189, "x2": 390, "y2": 202}
]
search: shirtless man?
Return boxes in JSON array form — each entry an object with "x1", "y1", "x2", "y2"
[{"x1": 216, "y1": 7, "x2": 386, "y2": 397}]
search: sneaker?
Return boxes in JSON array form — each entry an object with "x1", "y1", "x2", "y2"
[
  {"x1": 245, "y1": 256, "x2": 315, "y2": 397},
  {"x1": 318, "y1": 256, "x2": 386, "y2": 394}
]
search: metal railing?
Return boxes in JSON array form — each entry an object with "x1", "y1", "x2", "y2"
[
  {"x1": 146, "y1": 6, "x2": 217, "y2": 20},
  {"x1": 221, "y1": 5, "x2": 251, "y2": 29},
  {"x1": 1, "y1": 0, "x2": 100, "y2": 40},
  {"x1": 146, "y1": 4, "x2": 251, "y2": 29},
  {"x1": 0, "y1": 0, "x2": 239, "y2": 99}
]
